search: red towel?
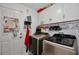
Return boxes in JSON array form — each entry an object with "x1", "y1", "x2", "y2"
[{"x1": 25, "y1": 26, "x2": 29, "y2": 48}]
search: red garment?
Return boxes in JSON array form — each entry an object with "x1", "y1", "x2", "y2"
[
  {"x1": 37, "y1": 7, "x2": 47, "y2": 13},
  {"x1": 25, "y1": 26, "x2": 29, "y2": 48}
]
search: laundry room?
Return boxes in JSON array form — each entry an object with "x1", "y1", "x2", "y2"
[{"x1": 0, "y1": 3, "x2": 79, "y2": 55}]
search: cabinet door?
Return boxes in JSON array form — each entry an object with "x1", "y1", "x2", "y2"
[
  {"x1": 46, "y1": 4, "x2": 63, "y2": 23},
  {"x1": 39, "y1": 4, "x2": 63, "y2": 24},
  {"x1": 63, "y1": 3, "x2": 79, "y2": 21},
  {"x1": 38, "y1": 8, "x2": 49, "y2": 24}
]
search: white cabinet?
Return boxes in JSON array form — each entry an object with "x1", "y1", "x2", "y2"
[
  {"x1": 47, "y1": 4, "x2": 63, "y2": 23},
  {"x1": 63, "y1": 3, "x2": 79, "y2": 21},
  {"x1": 39, "y1": 4, "x2": 63, "y2": 24},
  {"x1": 39, "y1": 3, "x2": 79, "y2": 24}
]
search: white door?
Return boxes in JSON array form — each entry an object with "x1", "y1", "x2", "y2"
[
  {"x1": 0, "y1": 7, "x2": 26, "y2": 55},
  {"x1": 1, "y1": 32, "x2": 26, "y2": 55},
  {"x1": 0, "y1": 9, "x2": 1, "y2": 55},
  {"x1": 0, "y1": 7, "x2": 3, "y2": 55}
]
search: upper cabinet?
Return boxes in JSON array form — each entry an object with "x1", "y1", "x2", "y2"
[
  {"x1": 63, "y1": 3, "x2": 79, "y2": 21},
  {"x1": 39, "y1": 4, "x2": 63, "y2": 24},
  {"x1": 39, "y1": 3, "x2": 79, "y2": 24}
]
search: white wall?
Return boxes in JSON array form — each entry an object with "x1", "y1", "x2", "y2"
[{"x1": 0, "y1": 3, "x2": 39, "y2": 54}]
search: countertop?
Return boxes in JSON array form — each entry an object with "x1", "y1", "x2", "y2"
[{"x1": 31, "y1": 34, "x2": 48, "y2": 40}]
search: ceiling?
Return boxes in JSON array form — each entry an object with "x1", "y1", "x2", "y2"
[{"x1": 22, "y1": 3, "x2": 50, "y2": 10}]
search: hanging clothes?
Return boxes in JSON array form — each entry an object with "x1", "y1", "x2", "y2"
[{"x1": 24, "y1": 25, "x2": 30, "y2": 52}]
